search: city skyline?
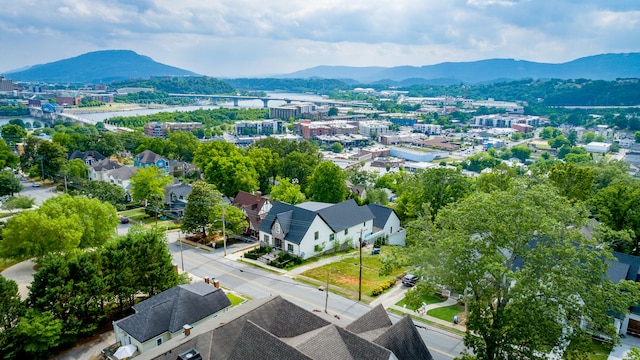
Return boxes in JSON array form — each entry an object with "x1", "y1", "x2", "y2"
[{"x1": 1, "y1": 0, "x2": 639, "y2": 78}]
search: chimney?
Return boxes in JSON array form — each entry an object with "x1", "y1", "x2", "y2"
[
  {"x1": 204, "y1": 277, "x2": 210, "y2": 284},
  {"x1": 183, "y1": 324, "x2": 193, "y2": 336}
]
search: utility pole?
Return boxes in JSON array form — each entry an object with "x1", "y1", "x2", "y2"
[
  {"x1": 325, "y1": 269, "x2": 330, "y2": 313},
  {"x1": 222, "y1": 202, "x2": 227, "y2": 257},
  {"x1": 180, "y1": 230, "x2": 185, "y2": 272},
  {"x1": 358, "y1": 228, "x2": 363, "y2": 301}
]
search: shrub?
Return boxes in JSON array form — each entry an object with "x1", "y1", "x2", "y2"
[
  {"x1": 244, "y1": 246, "x2": 271, "y2": 260},
  {"x1": 314, "y1": 242, "x2": 325, "y2": 253},
  {"x1": 371, "y1": 286, "x2": 384, "y2": 296}
]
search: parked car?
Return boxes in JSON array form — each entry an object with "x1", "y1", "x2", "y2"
[
  {"x1": 402, "y1": 274, "x2": 418, "y2": 287},
  {"x1": 371, "y1": 247, "x2": 381, "y2": 255},
  {"x1": 32, "y1": 182, "x2": 40, "y2": 187},
  {"x1": 120, "y1": 216, "x2": 130, "y2": 224}
]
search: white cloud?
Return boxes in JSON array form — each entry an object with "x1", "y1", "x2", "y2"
[{"x1": 1, "y1": 0, "x2": 639, "y2": 76}]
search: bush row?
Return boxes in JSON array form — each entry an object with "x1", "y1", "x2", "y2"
[{"x1": 370, "y1": 278, "x2": 397, "y2": 296}]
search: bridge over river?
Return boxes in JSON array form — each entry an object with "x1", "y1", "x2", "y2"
[
  {"x1": 28, "y1": 106, "x2": 133, "y2": 132},
  {"x1": 168, "y1": 94, "x2": 372, "y2": 108}
]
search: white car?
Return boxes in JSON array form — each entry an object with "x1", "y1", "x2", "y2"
[{"x1": 32, "y1": 182, "x2": 40, "y2": 187}]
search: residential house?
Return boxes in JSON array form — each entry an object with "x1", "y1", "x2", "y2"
[
  {"x1": 105, "y1": 165, "x2": 138, "y2": 197},
  {"x1": 366, "y1": 203, "x2": 406, "y2": 246},
  {"x1": 164, "y1": 183, "x2": 192, "y2": 218},
  {"x1": 134, "y1": 150, "x2": 169, "y2": 172},
  {"x1": 136, "y1": 295, "x2": 434, "y2": 360},
  {"x1": 113, "y1": 282, "x2": 231, "y2": 355},
  {"x1": 89, "y1": 158, "x2": 122, "y2": 181},
  {"x1": 231, "y1": 191, "x2": 272, "y2": 238},
  {"x1": 68, "y1": 150, "x2": 106, "y2": 166},
  {"x1": 608, "y1": 251, "x2": 640, "y2": 337},
  {"x1": 258, "y1": 199, "x2": 375, "y2": 259}
]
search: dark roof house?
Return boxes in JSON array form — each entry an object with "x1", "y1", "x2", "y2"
[
  {"x1": 136, "y1": 296, "x2": 433, "y2": 360},
  {"x1": 113, "y1": 282, "x2": 231, "y2": 354},
  {"x1": 232, "y1": 191, "x2": 272, "y2": 237},
  {"x1": 68, "y1": 150, "x2": 106, "y2": 165}
]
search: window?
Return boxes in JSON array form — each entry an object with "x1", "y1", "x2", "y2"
[
  {"x1": 314, "y1": 231, "x2": 319, "y2": 240},
  {"x1": 274, "y1": 222, "x2": 281, "y2": 234},
  {"x1": 330, "y1": 234, "x2": 335, "y2": 241},
  {"x1": 287, "y1": 244, "x2": 294, "y2": 252},
  {"x1": 156, "y1": 338, "x2": 163, "y2": 346},
  {"x1": 344, "y1": 228, "x2": 348, "y2": 235},
  {"x1": 263, "y1": 234, "x2": 270, "y2": 243}
]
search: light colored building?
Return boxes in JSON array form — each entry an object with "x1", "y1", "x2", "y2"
[
  {"x1": 412, "y1": 123, "x2": 442, "y2": 135},
  {"x1": 235, "y1": 119, "x2": 284, "y2": 136},
  {"x1": 585, "y1": 142, "x2": 611, "y2": 154},
  {"x1": 143, "y1": 122, "x2": 202, "y2": 138},
  {"x1": 359, "y1": 120, "x2": 392, "y2": 137}
]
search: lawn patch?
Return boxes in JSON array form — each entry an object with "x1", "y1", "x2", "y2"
[
  {"x1": 396, "y1": 293, "x2": 446, "y2": 310},
  {"x1": 427, "y1": 304, "x2": 463, "y2": 323}
]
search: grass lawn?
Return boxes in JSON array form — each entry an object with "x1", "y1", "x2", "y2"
[
  {"x1": 565, "y1": 339, "x2": 613, "y2": 360},
  {"x1": 226, "y1": 292, "x2": 247, "y2": 306},
  {"x1": 427, "y1": 304, "x2": 464, "y2": 322},
  {"x1": 396, "y1": 293, "x2": 446, "y2": 310},
  {"x1": 300, "y1": 247, "x2": 404, "y2": 296}
]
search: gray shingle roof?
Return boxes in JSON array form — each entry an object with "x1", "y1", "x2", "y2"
[
  {"x1": 137, "y1": 296, "x2": 435, "y2": 360},
  {"x1": 367, "y1": 203, "x2": 395, "y2": 230},
  {"x1": 316, "y1": 199, "x2": 375, "y2": 233},
  {"x1": 114, "y1": 283, "x2": 231, "y2": 343},
  {"x1": 373, "y1": 316, "x2": 434, "y2": 360},
  {"x1": 259, "y1": 200, "x2": 375, "y2": 245},
  {"x1": 136, "y1": 149, "x2": 165, "y2": 165},
  {"x1": 259, "y1": 202, "x2": 319, "y2": 245}
]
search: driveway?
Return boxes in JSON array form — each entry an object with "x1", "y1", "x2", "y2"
[{"x1": 1, "y1": 259, "x2": 36, "y2": 300}]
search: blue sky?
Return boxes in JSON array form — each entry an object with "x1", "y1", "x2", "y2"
[{"x1": 1, "y1": 0, "x2": 639, "y2": 77}]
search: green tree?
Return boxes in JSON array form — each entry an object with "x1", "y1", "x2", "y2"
[
  {"x1": 130, "y1": 166, "x2": 173, "y2": 207},
  {"x1": 0, "y1": 277, "x2": 24, "y2": 339},
  {"x1": 331, "y1": 142, "x2": 344, "y2": 153},
  {"x1": 64, "y1": 158, "x2": 89, "y2": 180},
  {"x1": 395, "y1": 168, "x2": 474, "y2": 220},
  {"x1": 591, "y1": 183, "x2": 640, "y2": 254},
  {"x1": 72, "y1": 179, "x2": 126, "y2": 207},
  {"x1": 0, "y1": 170, "x2": 22, "y2": 196},
  {"x1": 0, "y1": 195, "x2": 118, "y2": 259},
  {"x1": 548, "y1": 162, "x2": 595, "y2": 201},
  {"x1": 269, "y1": 177, "x2": 306, "y2": 205},
  {"x1": 328, "y1": 107, "x2": 339, "y2": 116},
  {"x1": 582, "y1": 131, "x2": 597, "y2": 144},
  {"x1": 0, "y1": 138, "x2": 19, "y2": 169},
  {"x1": 1, "y1": 124, "x2": 27, "y2": 145},
  {"x1": 167, "y1": 131, "x2": 199, "y2": 162},
  {"x1": 510, "y1": 145, "x2": 531, "y2": 162},
  {"x1": 306, "y1": 161, "x2": 348, "y2": 203},
  {"x1": 36, "y1": 140, "x2": 68, "y2": 180},
  {"x1": 635, "y1": 131, "x2": 640, "y2": 143},
  {"x1": 365, "y1": 187, "x2": 389, "y2": 205},
  {"x1": 211, "y1": 204, "x2": 248, "y2": 236},
  {"x1": 182, "y1": 181, "x2": 221, "y2": 237},
  {"x1": 194, "y1": 141, "x2": 259, "y2": 197},
  {"x1": 1, "y1": 196, "x2": 34, "y2": 213},
  {"x1": 246, "y1": 147, "x2": 279, "y2": 193},
  {"x1": 11, "y1": 310, "x2": 63, "y2": 360},
  {"x1": 417, "y1": 184, "x2": 640, "y2": 360}
]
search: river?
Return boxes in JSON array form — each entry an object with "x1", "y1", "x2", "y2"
[{"x1": 65, "y1": 92, "x2": 325, "y2": 123}]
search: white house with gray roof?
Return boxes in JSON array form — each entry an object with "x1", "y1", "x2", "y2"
[
  {"x1": 113, "y1": 282, "x2": 231, "y2": 355},
  {"x1": 259, "y1": 199, "x2": 376, "y2": 259}
]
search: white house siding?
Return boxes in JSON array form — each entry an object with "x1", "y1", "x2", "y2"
[
  {"x1": 381, "y1": 213, "x2": 406, "y2": 246},
  {"x1": 296, "y1": 217, "x2": 333, "y2": 259}
]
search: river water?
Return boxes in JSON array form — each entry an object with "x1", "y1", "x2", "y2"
[{"x1": 70, "y1": 92, "x2": 325, "y2": 122}]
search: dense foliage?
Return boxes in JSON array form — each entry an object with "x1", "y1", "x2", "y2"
[
  {"x1": 111, "y1": 76, "x2": 235, "y2": 94},
  {"x1": 0, "y1": 104, "x2": 29, "y2": 117},
  {"x1": 225, "y1": 78, "x2": 351, "y2": 93}
]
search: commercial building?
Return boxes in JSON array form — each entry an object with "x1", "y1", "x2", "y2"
[
  {"x1": 143, "y1": 122, "x2": 202, "y2": 138},
  {"x1": 269, "y1": 103, "x2": 319, "y2": 119},
  {"x1": 0, "y1": 76, "x2": 13, "y2": 92},
  {"x1": 235, "y1": 119, "x2": 284, "y2": 136},
  {"x1": 585, "y1": 142, "x2": 611, "y2": 154},
  {"x1": 412, "y1": 123, "x2": 442, "y2": 135},
  {"x1": 359, "y1": 120, "x2": 392, "y2": 137}
]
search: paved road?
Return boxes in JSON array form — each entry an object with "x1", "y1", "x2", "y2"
[
  {"x1": 18, "y1": 180, "x2": 59, "y2": 205},
  {"x1": 168, "y1": 241, "x2": 465, "y2": 360}
]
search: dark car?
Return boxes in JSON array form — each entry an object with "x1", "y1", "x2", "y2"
[
  {"x1": 371, "y1": 247, "x2": 381, "y2": 255},
  {"x1": 402, "y1": 274, "x2": 418, "y2": 287},
  {"x1": 120, "y1": 216, "x2": 130, "y2": 224}
]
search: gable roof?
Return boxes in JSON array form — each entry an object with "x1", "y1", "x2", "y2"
[
  {"x1": 135, "y1": 149, "x2": 166, "y2": 165},
  {"x1": 232, "y1": 191, "x2": 270, "y2": 230},
  {"x1": 137, "y1": 295, "x2": 434, "y2": 360},
  {"x1": 68, "y1": 150, "x2": 106, "y2": 162},
  {"x1": 609, "y1": 251, "x2": 640, "y2": 283},
  {"x1": 114, "y1": 282, "x2": 231, "y2": 343},
  {"x1": 164, "y1": 183, "x2": 192, "y2": 203},
  {"x1": 108, "y1": 165, "x2": 138, "y2": 181},
  {"x1": 367, "y1": 203, "x2": 396, "y2": 230},
  {"x1": 259, "y1": 201, "x2": 319, "y2": 245},
  {"x1": 316, "y1": 199, "x2": 375, "y2": 233},
  {"x1": 91, "y1": 158, "x2": 122, "y2": 171},
  {"x1": 260, "y1": 200, "x2": 375, "y2": 244}
]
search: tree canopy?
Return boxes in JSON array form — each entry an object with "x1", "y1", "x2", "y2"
[
  {"x1": 306, "y1": 161, "x2": 348, "y2": 203},
  {"x1": 413, "y1": 183, "x2": 640, "y2": 359}
]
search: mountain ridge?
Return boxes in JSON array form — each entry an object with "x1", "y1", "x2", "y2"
[
  {"x1": 279, "y1": 53, "x2": 640, "y2": 84},
  {"x1": 6, "y1": 50, "x2": 198, "y2": 84}
]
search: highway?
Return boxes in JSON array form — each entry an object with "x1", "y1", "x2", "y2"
[{"x1": 167, "y1": 239, "x2": 465, "y2": 360}]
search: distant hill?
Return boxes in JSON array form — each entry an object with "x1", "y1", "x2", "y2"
[
  {"x1": 6, "y1": 50, "x2": 198, "y2": 83},
  {"x1": 280, "y1": 53, "x2": 640, "y2": 84}
]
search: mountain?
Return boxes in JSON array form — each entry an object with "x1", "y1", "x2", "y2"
[
  {"x1": 6, "y1": 50, "x2": 198, "y2": 83},
  {"x1": 280, "y1": 53, "x2": 640, "y2": 84}
]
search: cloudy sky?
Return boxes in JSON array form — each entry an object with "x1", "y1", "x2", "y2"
[{"x1": 1, "y1": 0, "x2": 639, "y2": 77}]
